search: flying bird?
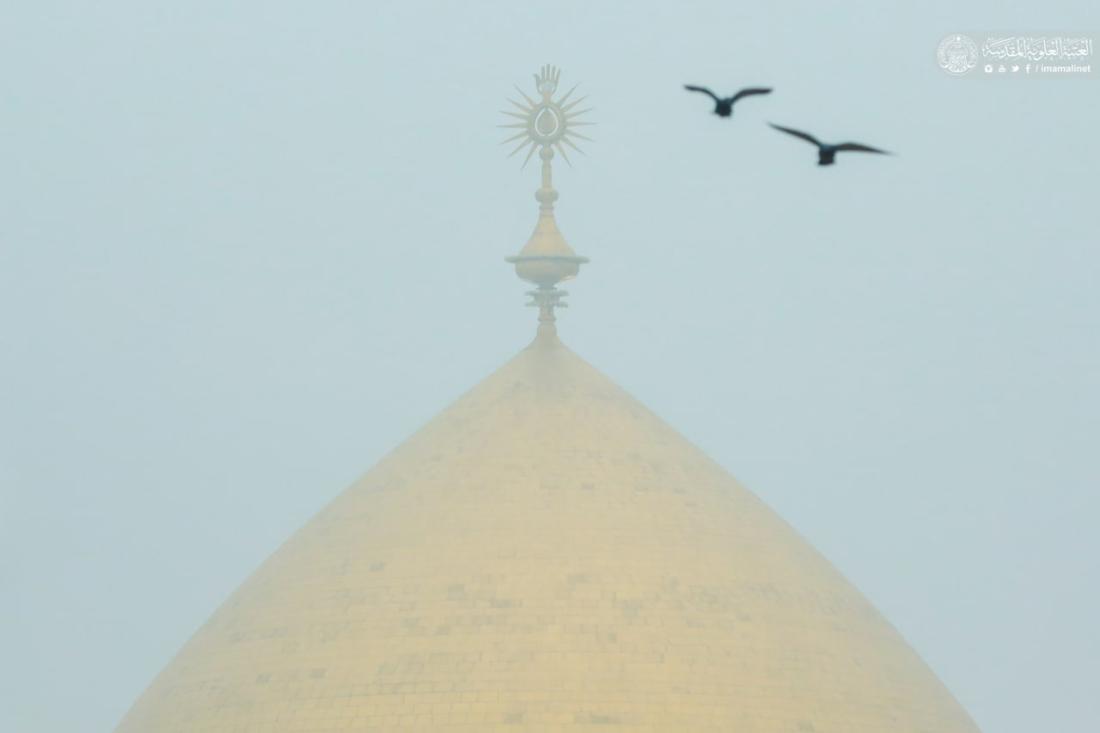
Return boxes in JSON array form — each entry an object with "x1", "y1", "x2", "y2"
[
  {"x1": 684, "y1": 85, "x2": 773, "y2": 117},
  {"x1": 768, "y1": 123, "x2": 891, "y2": 166}
]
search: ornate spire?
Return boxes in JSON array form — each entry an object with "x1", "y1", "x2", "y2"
[{"x1": 501, "y1": 65, "x2": 593, "y2": 338}]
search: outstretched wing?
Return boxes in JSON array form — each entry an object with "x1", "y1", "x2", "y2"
[
  {"x1": 768, "y1": 123, "x2": 821, "y2": 147},
  {"x1": 730, "y1": 87, "x2": 773, "y2": 103},
  {"x1": 684, "y1": 85, "x2": 720, "y2": 102},
  {"x1": 835, "y1": 142, "x2": 891, "y2": 155}
]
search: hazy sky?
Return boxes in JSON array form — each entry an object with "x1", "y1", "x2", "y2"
[{"x1": 2, "y1": 2, "x2": 1097, "y2": 731}]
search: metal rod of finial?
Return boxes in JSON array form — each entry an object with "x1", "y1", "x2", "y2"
[
  {"x1": 530, "y1": 286, "x2": 567, "y2": 338},
  {"x1": 501, "y1": 66, "x2": 592, "y2": 335}
]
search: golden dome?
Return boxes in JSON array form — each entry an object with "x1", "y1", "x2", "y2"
[
  {"x1": 116, "y1": 330, "x2": 979, "y2": 732},
  {"x1": 118, "y1": 66, "x2": 978, "y2": 733}
]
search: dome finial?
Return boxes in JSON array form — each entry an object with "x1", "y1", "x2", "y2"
[{"x1": 500, "y1": 65, "x2": 593, "y2": 337}]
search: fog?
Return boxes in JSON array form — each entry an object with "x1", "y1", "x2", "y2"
[{"x1": 1, "y1": 1, "x2": 1097, "y2": 731}]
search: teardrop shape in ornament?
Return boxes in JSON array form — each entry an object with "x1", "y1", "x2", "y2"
[{"x1": 535, "y1": 107, "x2": 561, "y2": 137}]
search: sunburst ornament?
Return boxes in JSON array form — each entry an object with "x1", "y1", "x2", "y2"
[{"x1": 500, "y1": 64, "x2": 593, "y2": 167}]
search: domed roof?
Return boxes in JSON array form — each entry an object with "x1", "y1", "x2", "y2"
[{"x1": 117, "y1": 331, "x2": 979, "y2": 732}]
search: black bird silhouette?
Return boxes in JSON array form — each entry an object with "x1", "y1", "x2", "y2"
[
  {"x1": 768, "y1": 123, "x2": 891, "y2": 166},
  {"x1": 684, "y1": 85, "x2": 772, "y2": 117}
]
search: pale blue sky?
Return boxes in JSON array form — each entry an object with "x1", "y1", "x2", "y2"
[{"x1": 2, "y1": 2, "x2": 1097, "y2": 731}]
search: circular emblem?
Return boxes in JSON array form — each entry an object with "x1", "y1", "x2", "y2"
[{"x1": 938, "y1": 34, "x2": 979, "y2": 75}]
